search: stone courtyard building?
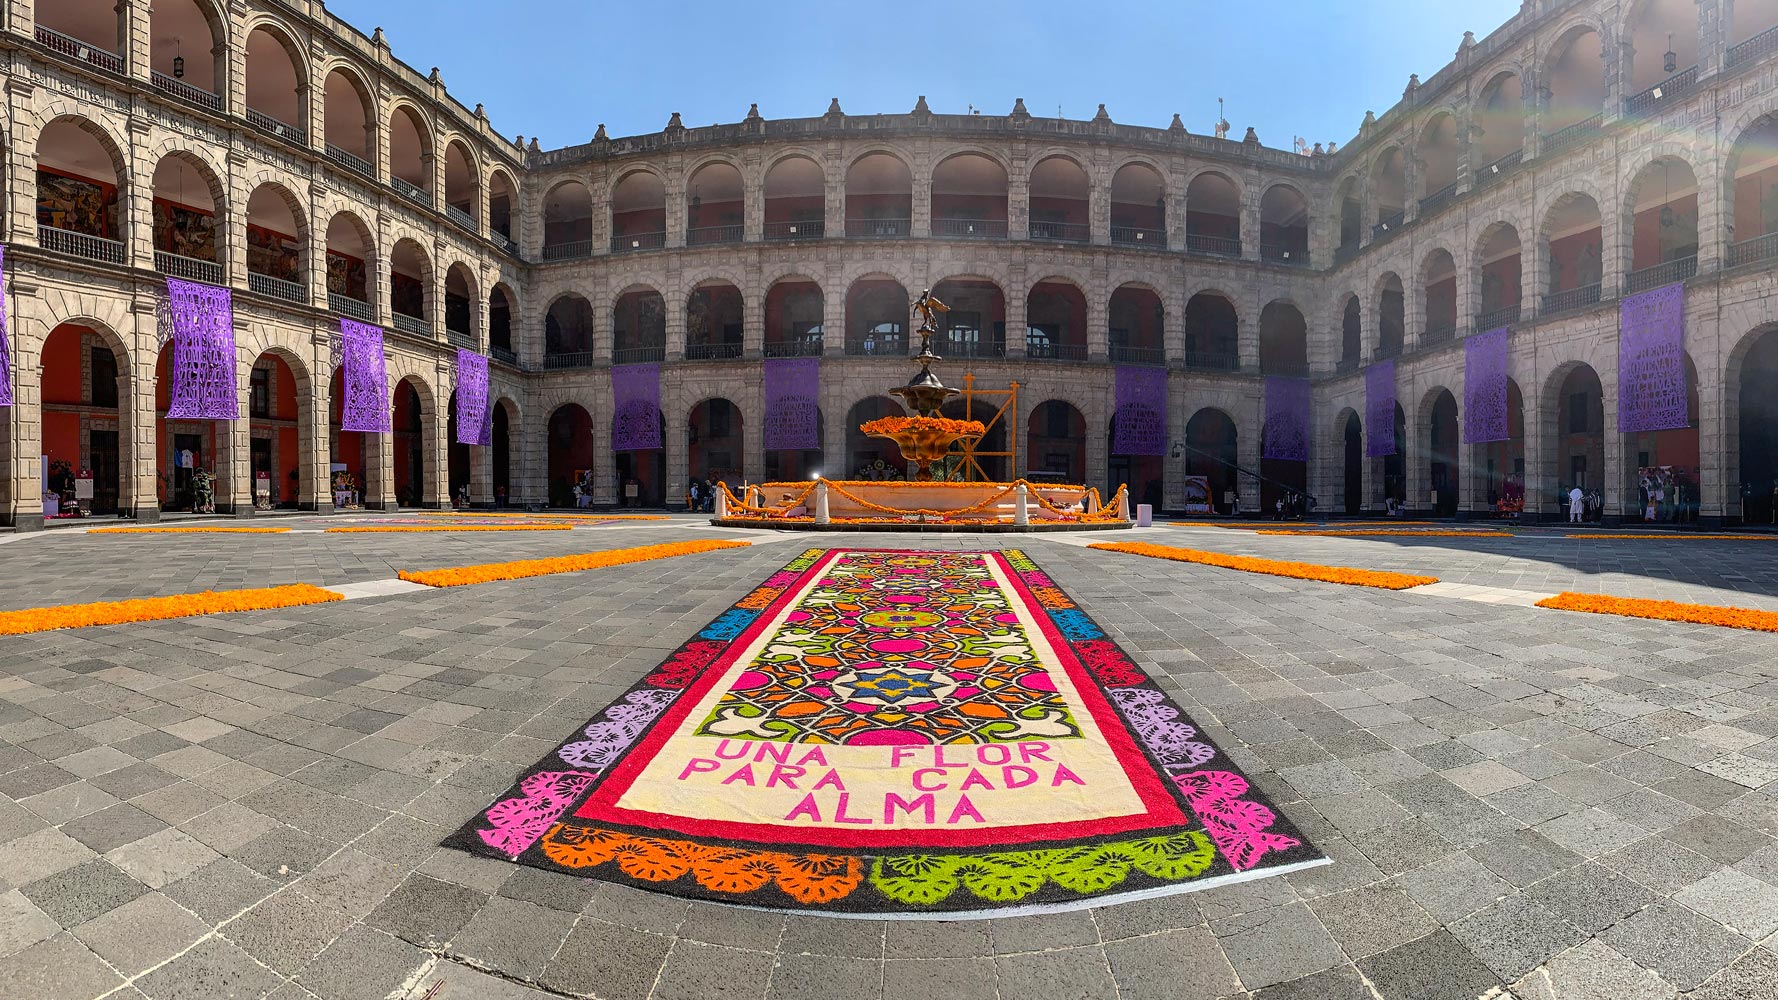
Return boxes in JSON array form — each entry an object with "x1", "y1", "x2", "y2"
[{"x1": 4, "y1": 0, "x2": 1778, "y2": 527}]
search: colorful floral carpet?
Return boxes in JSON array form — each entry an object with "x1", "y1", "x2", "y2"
[{"x1": 446, "y1": 548, "x2": 1326, "y2": 917}]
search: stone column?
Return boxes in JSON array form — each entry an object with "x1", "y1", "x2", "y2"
[
  {"x1": 1236, "y1": 396, "x2": 1263, "y2": 515},
  {"x1": 1696, "y1": 363, "x2": 1727, "y2": 525},
  {"x1": 1004, "y1": 264, "x2": 1028, "y2": 360},
  {"x1": 306, "y1": 332, "x2": 333, "y2": 511},
  {"x1": 743, "y1": 379, "x2": 765, "y2": 485},
  {"x1": 128, "y1": 307, "x2": 161, "y2": 522},
  {"x1": 743, "y1": 287, "x2": 764, "y2": 360}
]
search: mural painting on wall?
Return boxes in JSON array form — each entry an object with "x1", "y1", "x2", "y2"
[
  {"x1": 152, "y1": 201, "x2": 218, "y2": 260},
  {"x1": 36, "y1": 172, "x2": 116, "y2": 237},
  {"x1": 247, "y1": 226, "x2": 301, "y2": 282},
  {"x1": 391, "y1": 273, "x2": 425, "y2": 318},
  {"x1": 326, "y1": 252, "x2": 369, "y2": 299}
]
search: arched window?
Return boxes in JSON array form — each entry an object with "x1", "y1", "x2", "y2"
[
  {"x1": 931, "y1": 153, "x2": 1009, "y2": 239},
  {"x1": 764, "y1": 156, "x2": 825, "y2": 240},
  {"x1": 1029, "y1": 156, "x2": 1089, "y2": 242},
  {"x1": 686, "y1": 162, "x2": 744, "y2": 245},
  {"x1": 610, "y1": 171, "x2": 666, "y2": 251},
  {"x1": 845, "y1": 153, "x2": 912, "y2": 238},
  {"x1": 1110, "y1": 163, "x2": 1166, "y2": 247}
]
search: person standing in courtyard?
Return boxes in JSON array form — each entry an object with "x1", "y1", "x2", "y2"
[{"x1": 1569, "y1": 485, "x2": 1585, "y2": 524}]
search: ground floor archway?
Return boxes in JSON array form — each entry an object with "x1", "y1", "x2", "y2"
[
  {"x1": 1478, "y1": 380, "x2": 1525, "y2": 516},
  {"x1": 1259, "y1": 422, "x2": 1307, "y2": 517},
  {"x1": 393, "y1": 378, "x2": 427, "y2": 507},
  {"x1": 547, "y1": 403, "x2": 594, "y2": 508},
  {"x1": 845, "y1": 397, "x2": 905, "y2": 480},
  {"x1": 41, "y1": 322, "x2": 130, "y2": 516},
  {"x1": 764, "y1": 410, "x2": 825, "y2": 482},
  {"x1": 1741, "y1": 328, "x2": 1778, "y2": 524},
  {"x1": 446, "y1": 390, "x2": 471, "y2": 505},
  {"x1": 940, "y1": 398, "x2": 1008, "y2": 481},
  {"x1": 1341, "y1": 410, "x2": 1362, "y2": 515},
  {"x1": 1552, "y1": 365, "x2": 1604, "y2": 519},
  {"x1": 1107, "y1": 415, "x2": 1162, "y2": 508},
  {"x1": 1622, "y1": 355, "x2": 1700, "y2": 523},
  {"x1": 614, "y1": 409, "x2": 667, "y2": 507},
  {"x1": 493, "y1": 400, "x2": 514, "y2": 506},
  {"x1": 248, "y1": 351, "x2": 308, "y2": 509},
  {"x1": 155, "y1": 342, "x2": 221, "y2": 512},
  {"x1": 1027, "y1": 400, "x2": 1085, "y2": 483},
  {"x1": 1184, "y1": 408, "x2": 1238, "y2": 514},
  {"x1": 688, "y1": 399, "x2": 744, "y2": 493},
  {"x1": 1428, "y1": 389, "x2": 1458, "y2": 517}
]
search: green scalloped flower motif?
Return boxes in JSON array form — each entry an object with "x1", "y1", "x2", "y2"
[
  {"x1": 867, "y1": 831, "x2": 1220, "y2": 907},
  {"x1": 1004, "y1": 550, "x2": 1039, "y2": 572}
]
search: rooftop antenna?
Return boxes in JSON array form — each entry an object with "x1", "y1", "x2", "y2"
[{"x1": 1214, "y1": 98, "x2": 1230, "y2": 140}]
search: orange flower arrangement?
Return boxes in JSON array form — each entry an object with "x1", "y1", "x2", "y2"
[
  {"x1": 1255, "y1": 529, "x2": 1507, "y2": 538},
  {"x1": 325, "y1": 525, "x2": 573, "y2": 533},
  {"x1": 1563, "y1": 534, "x2": 1774, "y2": 541},
  {"x1": 1536, "y1": 592, "x2": 1778, "y2": 633},
  {"x1": 0, "y1": 584, "x2": 344, "y2": 636},
  {"x1": 1090, "y1": 541, "x2": 1438, "y2": 590},
  {"x1": 418, "y1": 512, "x2": 671, "y2": 521},
  {"x1": 398, "y1": 539, "x2": 749, "y2": 588},
  {"x1": 89, "y1": 526, "x2": 291, "y2": 534},
  {"x1": 857, "y1": 416, "x2": 986, "y2": 439}
]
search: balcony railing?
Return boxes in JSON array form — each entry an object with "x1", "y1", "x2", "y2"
[
  {"x1": 152, "y1": 71, "x2": 222, "y2": 112},
  {"x1": 495, "y1": 234, "x2": 521, "y2": 257},
  {"x1": 941, "y1": 339, "x2": 1006, "y2": 359},
  {"x1": 246, "y1": 108, "x2": 305, "y2": 146},
  {"x1": 1026, "y1": 341, "x2": 1088, "y2": 362},
  {"x1": 1336, "y1": 357, "x2": 1360, "y2": 374},
  {"x1": 1371, "y1": 211, "x2": 1406, "y2": 241},
  {"x1": 611, "y1": 231, "x2": 666, "y2": 253},
  {"x1": 1374, "y1": 341, "x2": 1403, "y2": 360},
  {"x1": 1423, "y1": 319, "x2": 1457, "y2": 343},
  {"x1": 1111, "y1": 226, "x2": 1166, "y2": 248},
  {"x1": 39, "y1": 225, "x2": 126, "y2": 264},
  {"x1": 845, "y1": 340, "x2": 908, "y2": 357},
  {"x1": 1183, "y1": 351, "x2": 1240, "y2": 372},
  {"x1": 846, "y1": 218, "x2": 911, "y2": 239},
  {"x1": 1625, "y1": 255, "x2": 1698, "y2": 294},
  {"x1": 687, "y1": 224, "x2": 744, "y2": 246},
  {"x1": 1475, "y1": 149, "x2": 1523, "y2": 187},
  {"x1": 541, "y1": 240, "x2": 593, "y2": 261},
  {"x1": 1473, "y1": 304, "x2": 1522, "y2": 332},
  {"x1": 1185, "y1": 232, "x2": 1241, "y2": 257},
  {"x1": 1419, "y1": 182, "x2": 1458, "y2": 216},
  {"x1": 1728, "y1": 232, "x2": 1778, "y2": 268},
  {"x1": 686, "y1": 342, "x2": 744, "y2": 361},
  {"x1": 1334, "y1": 242, "x2": 1360, "y2": 265},
  {"x1": 154, "y1": 250, "x2": 223, "y2": 285},
  {"x1": 543, "y1": 352, "x2": 595, "y2": 370},
  {"x1": 764, "y1": 339, "x2": 825, "y2": 358},
  {"x1": 1109, "y1": 345, "x2": 1165, "y2": 366},
  {"x1": 444, "y1": 203, "x2": 478, "y2": 233},
  {"x1": 1542, "y1": 283, "x2": 1602, "y2": 315},
  {"x1": 391, "y1": 178, "x2": 431, "y2": 208},
  {"x1": 1262, "y1": 361, "x2": 1311, "y2": 378},
  {"x1": 324, "y1": 143, "x2": 375, "y2": 179},
  {"x1": 37, "y1": 26, "x2": 124, "y2": 74},
  {"x1": 1028, "y1": 220, "x2": 1090, "y2": 243},
  {"x1": 391, "y1": 311, "x2": 431, "y2": 337},
  {"x1": 764, "y1": 220, "x2": 824, "y2": 241},
  {"x1": 491, "y1": 346, "x2": 518, "y2": 367},
  {"x1": 1729, "y1": 24, "x2": 1778, "y2": 68},
  {"x1": 248, "y1": 272, "x2": 306, "y2": 304},
  {"x1": 1542, "y1": 114, "x2": 1603, "y2": 155},
  {"x1": 1625, "y1": 66, "x2": 1699, "y2": 116},
  {"x1": 1260, "y1": 242, "x2": 1310, "y2": 266},
  {"x1": 933, "y1": 218, "x2": 1007, "y2": 240},
  {"x1": 612, "y1": 346, "x2": 666, "y2": 364},
  {"x1": 329, "y1": 293, "x2": 372, "y2": 321}
]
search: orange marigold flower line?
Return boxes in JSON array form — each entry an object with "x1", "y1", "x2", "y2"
[
  {"x1": 88, "y1": 526, "x2": 292, "y2": 534},
  {"x1": 1090, "y1": 541, "x2": 1438, "y2": 590},
  {"x1": 857, "y1": 416, "x2": 987, "y2": 438},
  {"x1": 398, "y1": 539, "x2": 750, "y2": 588},
  {"x1": 0, "y1": 584, "x2": 344, "y2": 636},
  {"x1": 324, "y1": 525, "x2": 573, "y2": 533},
  {"x1": 1254, "y1": 529, "x2": 1507, "y2": 538},
  {"x1": 1562, "y1": 534, "x2": 1775, "y2": 541},
  {"x1": 1535, "y1": 592, "x2": 1778, "y2": 633},
  {"x1": 416, "y1": 512, "x2": 671, "y2": 520}
]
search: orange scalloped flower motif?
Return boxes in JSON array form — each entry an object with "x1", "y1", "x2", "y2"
[
  {"x1": 539, "y1": 825, "x2": 864, "y2": 904},
  {"x1": 397, "y1": 539, "x2": 748, "y2": 588},
  {"x1": 0, "y1": 584, "x2": 344, "y2": 636},
  {"x1": 1091, "y1": 541, "x2": 1437, "y2": 590},
  {"x1": 857, "y1": 416, "x2": 987, "y2": 439},
  {"x1": 88, "y1": 526, "x2": 291, "y2": 534},
  {"x1": 1535, "y1": 592, "x2": 1778, "y2": 633},
  {"x1": 325, "y1": 525, "x2": 573, "y2": 533}
]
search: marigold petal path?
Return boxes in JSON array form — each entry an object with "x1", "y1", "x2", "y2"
[
  {"x1": 87, "y1": 526, "x2": 292, "y2": 534},
  {"x1": 1089, "y1": 541, "x2": 1438, "y2": 590},
  {"x1": 1534, "y1": 592, "x2": 1778, "y2": 633},
  {"x1": 398, "y1": 539, "x2": 751, "y2": 588},
  {"x1": 0, "y1": 584, "x2": 344, "y2": 635},
  {"x1": 325, "y1": 524, "x2": 573, "y2": 533}
]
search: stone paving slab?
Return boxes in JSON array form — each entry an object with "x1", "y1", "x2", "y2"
[{"x1": 0, "y1": 524, "x2": 1776, "y2": 998}]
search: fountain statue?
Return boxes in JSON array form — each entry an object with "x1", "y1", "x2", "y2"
[{"x1": 861, "y1": 289, "x2": 985, "y2": 480}]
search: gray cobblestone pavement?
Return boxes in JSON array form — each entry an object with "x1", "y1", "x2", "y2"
[{"x1": 1, "y1": 518, "x2": 1776, "y2": 998}]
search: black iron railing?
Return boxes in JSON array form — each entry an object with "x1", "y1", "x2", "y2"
[
  {"x1": 392, "y1": 178, "x2": 431, "y2": 208},
  {"x1": 612, "y1": 346, "x2": 666, "y2": 364},
  {"x1": 1108, "y1": 345, "x2": 1165, "y2": 366},
  {"x1": 1262, "y1": 361, "x2": 1311, "y2": 378},
  {"x1": 1423, "y1": 319, "x2": 1457, "y2": 343},
  {"x1": 248, "y1": 272, "x2": 305, "y2": 304},
  {"x1": 39, "y1": 225, "x2": 126, "y2": 264},
  {"x1": 392, "y1": 311, "x2": 430, "y2": 337},
  {"x1": 491, "y1": 346, "x2": 518, "y2": 366},
  {"x1": 1729, "y1": 24, "x2": 1778, "y2": 67},
  {"x1": 325, "y1": 143, "x2": 375, "y2": 179},
  {"x1": 36, "y1": 26, "x2": 124, "y2": 73},
  {"x1": 942, "y1": 339, "x2": 1006, "y2": 359},
  {"x1": 1475, "y1": 149, "x2": 1523, "y2": 187},
  {"x1": 1374, "y1": 341, "x2": 1403, "y2": 360},
  {"x1": 1473, "y1": 304, "x2": 1521, "y2": 332},
  {"x1": 845, "y1": 218, "x2": 911, "y2": 239},
  {"x1": 1026, "y1": 341, "x2": 1088, "y2": 362},
  {"x1": 933, "y1": 218, "x2": 1008, "y2": 239},
  {"x1": 444, "y1": 203, "x2": 478, "y2": 234},
  {"x1": 1336, "y1": 357, "x2": 1360, "y2": 374},
  {"x1": 1185, "y1": 232, "x2": 1241, "y2": 257},
  {"x1": 246, "y1": 108, "x2": 306, "y2": 146},
  {"x1": 845, "y1": 341, "x2": 908, "y2": 357},
  {"x1": 1624, "y1": 255, "x2": 1697, "y2": 294},
  {"x1": 611, "y1": 231, "x2": 666, "y2": 253},
  {"x1": 1625, "y1": 66, "x2": 1699, "y2": 115},
  {"x1": 1110, "y1": 226, "x2": 1166, "y2": 248},
  {"x1": 154, "y1": 251, "x2": 223, "y2": 285},
  {"x1": 763, "y1": 220, "x2": 824, "y2": 241},
  {"x1": 1728, "y1": 233, "x2": 1778, "y2": 268},
  {"x1": 1183, "y1": 351, "x2": 1240, "y2": 371},
  {"x1": 1028, "y1": 220, "x2": 1090, "y2": 243},
  {"x1": 763, "y1": 339, "x2": 824, "y2": 358},
  {"x1": 541, "y1": 240, "x2": 593, "y2": 261},
  {"x1": 1542, "y1": 283, "x2": 1602, "y2": 315},
  {"x1": 1372, "y1": 211, "x2": 1406, "y2": 240},
  {"x1": 1260, "y1": 242, "x2": 1309, "y2": 266},
  {"x1": 685, "y1": 342, "x2": 744, "y2": 360},
  {"x1": 543, "y1": 352, "x2": 596, "y2": 370},
  {"x1": 1419, "y1": 182, "x2": 1458, "y2": 216},
  {"x1": 496, "y1": 234, "x2": 521, "y2": 257},
  {"x1": 1542, "y1": 114, "x2": 1603, "y2": 155},
  {"x1": 687, "y1": 225, "x2": 744, "y2": 246},
  {"x1": 329, "y1": 293, "x2": 372, "y2": 321},
  {"x1": 152, "y1": 71, "x2": 221, "y2": 112}
]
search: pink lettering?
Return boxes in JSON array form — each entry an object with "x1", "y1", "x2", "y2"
[
  {"x1": 1051, "y1": 763, "x2": 1086, "y2": 787},
  {"x1": 883, "y1": 792, "x2": 936, "y2": 824},
  {"x1": 977, "y1": 745, "x2": 1012, "y2": 766},
  {"x1": 713, "y1": 741, "x2": 749, "y2": 760},
  {"x1": 720, "y1": 764, "x2": 756, "y2": 786},
  {"x1": 959, "y1": 768, "x2": 994, "y2": 791},
  {"x1": 1002, "y1": 765, "x2": 1038, "y2": 789},
  {"x1": 766, "y1": 764, "x2": 806, "y2": 789},
  {"x1": 757, "y1": 743, "x2": 793, "y2": 764},
  {"x1": 834, "y1": 792, "x2": 873, "y2": 825},
  {"x1": 794, "y1": 747, "x2": 830, "y2": 767},
  {"x1": 934, "y1": 745, "x2": 969, "y2": 768},
  {"x1": 947, "y1": 794, "x2": 986, "y2": 824},
  {"x1": 677, "y1": 759, "x2": 721, "y2": 780},
  {"x1": 912, "y1": 767, "x2": 949, "y2": 792},
  {"x1": 783, "y1": 793, "x2": 821, "y2": 822},
  {"x1": 890, "y1": 746, "x2": 921, "y2": 768},
  {"x1": 1018, "y1": 742, "x2": 1054, "y2": 763},
  {"x1": 810, "y1": 769, "x2": 846, "y2": 792}
]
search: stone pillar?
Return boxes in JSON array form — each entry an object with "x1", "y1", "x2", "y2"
[
  {"x1": 1004, "y1": 265, "x2": 1028, "y2": 360},
  {"x1": 1704, "y1": 0, "x2": 1732, "y2": 79},
  {"x1": 1236, "y1": 397, "x2": 1262, "y2": 515},
  {"x1": 663, "y1": 382, "x2": 687, "y2": 510},
  {"x1": 1084, "y1": 281, "x2": 1108, "y2": 363},
  {"x1": 910, "y1": 147, "x2": 932, "y2": 239},
  {"x1": 665, "y1": 175, "x2": 686, "y2": 249},
  {"x1": 128, "y1": 308, "x2": 161, "y2": 522},
  {"x1": 743, "y1": 287, "x2": 764, "y2": 360},
  {"x1": 121, "y1": 0, "x2": 150, "y2": 83},
  {"x1": 306, "y1": 333, "x2": 333, "y2": 511},
  {"x1": 1696, "y1": 363, "x2": 1727, "y2": 525},
  {"x1": 1240, "y1": 168, "x2": 1262, "y2": 261},
  {"x1": 743, "y1": 380, "x2": 765, "y2": 485},
  {"x1": 1007, "y1": 155, "x2": 1030, "y2": 241}
]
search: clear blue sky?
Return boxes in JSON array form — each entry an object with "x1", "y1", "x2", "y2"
[{"x1": 328, "y1": 0, "x2": 1522, "y2": 151}]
